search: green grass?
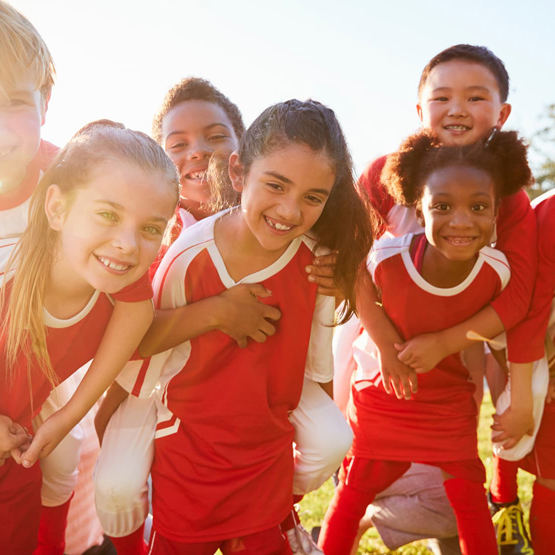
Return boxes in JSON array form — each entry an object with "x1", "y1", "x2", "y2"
[{"x1": 298, "y1": 394, "x2": 535, "y2": 554}]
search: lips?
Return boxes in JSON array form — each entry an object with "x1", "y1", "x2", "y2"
[{"x1": 444, "y1": 125, "x2": 471, "y2": 132}]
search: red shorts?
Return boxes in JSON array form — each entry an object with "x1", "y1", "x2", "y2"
[
  {"x1": 0, "y1": 458, "x2": 42, "y2": 554},
  {"x1": 148, "y1": 526, "x2": 292, "y2": 555},
  {"x1": 519, "y1": 401, "x2": 555, "y2": 479},
  {"x1": 339, "y1": 455, "x2": 486, "y2": 489}
]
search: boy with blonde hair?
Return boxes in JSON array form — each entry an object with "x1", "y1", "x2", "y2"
[{"x1": 0, "y1": 2, "x2": 104, "y2": 553}]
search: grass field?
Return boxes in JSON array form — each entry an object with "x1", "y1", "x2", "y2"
[{"x1": 298, "y1": 394, "x2": 535, "y2": 554}]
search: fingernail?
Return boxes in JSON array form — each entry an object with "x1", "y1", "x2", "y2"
[
  {"x1": 305, "y1": 266, "x2": 311, "y2": 274},
  {"x1": 308, "y1": 276, "x2": 315, "y2": 282},
  {"x1": 314, "y1": 259, "x2": 320, "y2": 265},
  {"x1": 23, "y1": 460, "x2": 31, "y2": 468}
]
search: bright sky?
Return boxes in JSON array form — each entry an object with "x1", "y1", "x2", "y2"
[{"x1": 14, "y1": 0, "x2": 555, "y2": 174}]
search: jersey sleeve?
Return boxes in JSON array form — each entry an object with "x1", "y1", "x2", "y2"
[
  {"x1": 116, "y1": 241, "x2": 191, "y2": 396},
  {"x1": 491, "y1": 190, "x2": 537, "y2": 336},
  {"x1": 358, "y1": 156, "x2": 393, "y2": 239},
  {"x1": 506, "y1": 197, "x2": 555, "y2": 363},
  {"x1": 303, "y1": 293, "x2": 335, "y2": 383},
  {"x1": 111, "y1": 271, "x2": 153, "y2": 302}
]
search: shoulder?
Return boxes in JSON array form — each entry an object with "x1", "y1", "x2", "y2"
[
  {"x1": 479, "y1": 246, "x2": 510, "y2": 289},
  {"x1": 368, "y1": 233, "x2": 413, "y2": 277},
  {"x1": 39, "y1": 140, "x2": 60, "y2": 169}
]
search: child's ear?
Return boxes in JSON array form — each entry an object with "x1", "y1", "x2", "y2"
[
  {"x1": 45, "y1": 184, "x2": 66, "y2": 230},
  {"x1": 496, "y1": 103, "x2": 511, "y2": 130},
  {"x1": 415, "y1": 206, "x2": 425, "y2": 227},
  {"x1": 416, "y1": 103, "x2": 424, "y2": 124},
  {"x1": 228, "y1": 152, "x2": 244, "y2": 193},
  {"x1": 41, "y1": 91, "x2": 51, "y2": 126}
]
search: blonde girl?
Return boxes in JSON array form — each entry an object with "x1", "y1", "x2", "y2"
[{"x1": 0, "y1": 120, "x2": 179, "y2": 555}]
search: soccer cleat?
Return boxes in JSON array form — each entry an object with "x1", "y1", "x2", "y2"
[
  {"x1": 285, "y1": 518, "x2": 324, "y2": 555},
  {"x1": 490, "y1": 495, "x2": 534, "y2": 555}
]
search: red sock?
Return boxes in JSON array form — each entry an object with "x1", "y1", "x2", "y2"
[
  {"x1": 280, "y1": 494, "x2": 303, "y2": 532},
  {"x1": 34, "y1": 494, "x2": 74, "y2": 555},
  {"x1": 443, "y1": 478, "x2": 497, "y2": 555},
  {"x1": 530, "y1": 481, "x2": 555, "y2": 555},
  {"x1": 318, "y1": 481, "x2": 374, "y2": 555},
  {"x1": 490, "y1": 455, "x2": 519, "y2": 504},
  {"x1": 109, "y1": 524, "x2": 148, "y2": 555}
]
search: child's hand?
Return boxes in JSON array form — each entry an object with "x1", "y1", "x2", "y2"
[
  {"x1": 0, "y1": 415, "x2": 32, "y2": 466},
  {"x1": 218, "y1": 284, "x2": 281, "y2": 348},
  {"x1": 19, "y1": 410, "x2": 74, "y2": 468},
  {"x1": 394, "y1": 333, "x2": 446, "y2": 373},
  {"x1": 305, "y1": 252, "x2": 343, "y2": 300},
  {"x1": 491, "y1": 407, "x2": 534, "y2": 450},
  {"x1": 377, "y1": 343, "x2": 418, "y2": 400}
]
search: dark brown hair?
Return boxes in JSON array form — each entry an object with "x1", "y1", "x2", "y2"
[
  {"x1": 419, "y1": 44, "x2": 510, "y2": 103},
  {"x1": 152, "y1": 77, "x2": 245, "y2": 144},
  {"x1": 382, "y1": 129, "x2": 533, "y2": 208}
]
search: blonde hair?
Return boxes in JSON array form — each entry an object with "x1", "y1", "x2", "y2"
[
  {"x1": 1, "y1": 120, "x2": 179, "y2": 389},
  {"x1": 0, "y1": 1, "x2": 55, "y2": 99}
]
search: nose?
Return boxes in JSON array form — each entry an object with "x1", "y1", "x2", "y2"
[
  {"x1": 447, "y1": 98, "x2": 467, "y2": 118},
  {"x1": 186, "y1": 138, "x2": 212, "y2": 161},
  {"x1": 112, "y1": 226, "x2": 139, "y2": 255},
  {"x1": 276, "y1": 196, "x2": 302, "y2": 222},
  {"x1": 449, "y1": 208, "x2": 473, "y2": 228}
]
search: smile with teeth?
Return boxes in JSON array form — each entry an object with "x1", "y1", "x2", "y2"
[
  {"x1": 0, "y1": 146, "x2": 15, "y2": 157},
  {"x1": 444, "y1": 125, "x2": 470, "y2": 131},
  {"x1": 97, "y1": 256, "x2": 131, "y2": 272},
  {"x1": 185, "y1": 170, "x2": 207, "y2": 181},
  {"x1": 265, "y1": 216, "x2": 294, "y2": 232},
  {"x1": 444, "y1": 236, "x2": 476, "y2": 246}
]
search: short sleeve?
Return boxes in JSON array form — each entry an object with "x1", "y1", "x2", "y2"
[
  {"x1": 111, "y1": 271, "x2": 153, "y2": 302},
  {"x1": 304, "y1": 293, "x2": 335, "y2": 383}
]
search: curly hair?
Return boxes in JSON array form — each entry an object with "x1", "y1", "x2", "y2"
[
  {"x1": 152, "y1": 77, "x2": 245, "y2": 144},
  {"x1": 382, "y1": 129, "x2": 533, "y2": 207},
  {"x1": 418, "y1": 44, "x2": 510, "y2": 103}
]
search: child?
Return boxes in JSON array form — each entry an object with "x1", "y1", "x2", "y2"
[
  {"x1": 343, "y1": 44, "x2": 537, "y2": 551},
  {"x1": 0, "y1": 120, "x2": 179, "y2": 554},
  {"x1": 118, "y1": 99, "x2": 371, "y2": 554},
  {"x1": 94, "y1": 82, "x2": 354, "y2": 555},
  {"x1": 488, "y1": 188, "x2": 555, "y2": 555},
  {"x1": 319, "y1": 129, "x2": 533, "y2": 555},
  {"x1": 0, "y1": 4, "x2": 107, "y2": 553}
]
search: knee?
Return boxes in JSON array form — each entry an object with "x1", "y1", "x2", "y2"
[{"x1": 94, "y1": 464, "x2": 147, "y2": 512}]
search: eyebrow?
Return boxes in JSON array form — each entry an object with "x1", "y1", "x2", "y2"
[
  {"x1": 165, "y1": 123, "x2": 232, "y2": 140},
  {"x1": 94, "y1": 200, "x2": 169, "y2": 223},
  {"x1": 431, "y1": 85, "x2": 492, "y2": 93},
  {"x1": 432, "y1": 191, "x2": 492, "y2": 198}
]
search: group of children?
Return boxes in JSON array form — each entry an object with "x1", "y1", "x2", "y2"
[{"x1": 1, "y1": 2, "x2": 554, "y2": 555}]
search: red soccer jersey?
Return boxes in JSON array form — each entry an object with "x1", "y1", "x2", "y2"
[
  {"x1": 348, "y1": 233, "x2": 510, "y2": 462},
  {"x1": 359, "y1": 155, "x2": 537, "y2": 361},
  {"x1": 0, "y1": 277, "x2": 149, "y2": 429},
  {"x1": 130, "y1": 211, "x2": 334, "y2": 542},
  {"x1": 507, "y1": 190, "x2": 555, "y2": 362}
]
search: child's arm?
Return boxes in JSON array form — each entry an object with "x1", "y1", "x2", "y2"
[
  {"x1": 491, "y1": 361, "x2": 534, "y2": 449},
  {"x1": 357, "y1": 269, "x2": 417, "y2": 400},
  {"x1": 20, "y1": 299, "x2": 153, "y2": 467},
  {"x1": 94, "y1": 381, "x2": 129, "y2": 446},
  {"x1": 396, "y1": 192, "x2": 537, "y2": 371},
  {"x1": 140, "y1": 283, "x2": 281, "y2": 356}
]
